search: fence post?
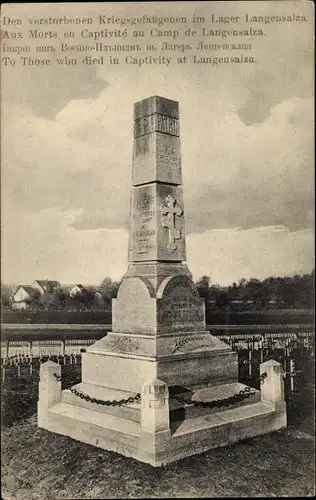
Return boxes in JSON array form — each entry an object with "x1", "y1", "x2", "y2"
[
  {"x1": 260, "y1": 359, "x2": 286, "y2": 427},
  {"x1": 28, "y1": 340, "x2": 33, "y2": 358},
  {"x1": 248, "y1": 350, "x2": 252, "y2": 378},
  {"x1": 38, "y1": 360, "x2": 61, "y2": 427},
  {"x1": 61, "y1": 340, "x2": 66, "y2": 357},
  {"x1": 6, "y1": 340, "x2": 10, "y2": 359},
  {"x1": 289, "y1": 359, "x2": 295, "y2": 392},
  {"x1": 139, "y1": 378, "x2": 171, "y2": 464}
]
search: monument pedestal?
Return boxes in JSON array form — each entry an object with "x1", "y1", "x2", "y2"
[
  {"x1": 38, "y1": 359, "x2": 286, "y2": 467},
  {"x1": 81, "y1": 333, "x2": 238, "y2": 393},
  {"x1": 38, "y1": 96, "x2": 286, "y2": 465},
  {"x1": 81, "y1": 269, "x2": 238, "y2": 392}
]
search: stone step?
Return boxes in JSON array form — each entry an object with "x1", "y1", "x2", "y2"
[
  {"x1": 169, "y1": 382, "x2": 261, "y2": 421},
  {"x1": 60, "y1": 381, "x2": 260, "y2": 424},
  {"x1": 48, "y1": 399, "x2": 274, "y2": 440},
  {"x1": 165, "y1": 402, "x2": 282, "y2": 465},
  {"x1": 46, "y1": 402, "x2": 140, "y2": 460},
  {"x1": 42, "y1": 399, "x2": 282, "y2": 466},
  {"x1": 61, "y1": 383, "x2": 141, "y2": 422},
  {"x1": 171, "y1": 401, "x2": 275, "y2": 436},
  {"x1": 49, "y1": 401, "x2": 140, "y2": 436}
]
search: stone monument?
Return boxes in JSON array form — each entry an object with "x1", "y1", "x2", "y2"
[{"x1": 38, "y1": 96, "x2": 287, "y2": 466}]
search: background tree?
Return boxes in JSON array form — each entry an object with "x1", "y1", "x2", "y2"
[
  {"x1": 216, "y1": 290, "x2": 229, "y2": 307},
  {"x1": 238, "y1": 278, "x2": 248, "y2": 288},
  {"x1": 56, "y1": 287, "x2": 68, "y2": 309},
  {"x1": 100, "y1": 277, "x2": 121, "y2": 306},
  {"x1": 1, "y1": 282, "x2": 15, "y2": 307},
  {"x1": 208, "y1": 283, "x2": 220, "y2": 303},
  {"x1": 83, "y1": 288, "x2": 97, "y2": 309},
  {"x1": 206, "y1": 270, "x2": 314, "y2": 310},
  {"x1": 70, "y1": 290, "x2": 84, "y2": 310},
  {"x1": 195, "y1": 275, "x2": 210, "y2": 299}
]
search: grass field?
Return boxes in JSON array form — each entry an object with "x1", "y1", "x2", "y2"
[
  {"x1": 2, "y1": 308, "x2": 314, "y2": 326},
  {"x1": 1, "y1": 415, "x2": 315, "y2": 499}
]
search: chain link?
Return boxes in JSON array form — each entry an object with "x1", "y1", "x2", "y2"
[
  {"x1": 53, "y1": 373, "x2": 140, "y2": 406},
  {"x1": 53, "y1": 371, "x2": 268, "y2": 409},
  {"x1": 170, "y1": 386, "x2": 256, "y2": 408},
  {"x1": 172, "y1": 373, "x2": 268, "y2": 409},
  {"x1": 69, "y1": 387, "x2": 141, "y2": 407}
]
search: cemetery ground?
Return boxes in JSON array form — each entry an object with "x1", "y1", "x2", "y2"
[
  {"x1": 2, "y1": 413, "x2": 315, "y2": 498},
  {"x1": 1, "y1": 360, "x2": 315, "y2": 499}
]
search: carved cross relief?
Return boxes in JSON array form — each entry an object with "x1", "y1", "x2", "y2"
[{"x1": 160, "y1": 194, "x2": 183, "y2": 253}]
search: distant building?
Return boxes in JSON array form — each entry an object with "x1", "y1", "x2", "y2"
[
  {"x1": 69, "y1": 284, "x2": 88, "y2": 298},
  {"x1": 10, "y1": 280, "x2": 108, "y2": 310},
  {"x1": 11, "y1": 285, "x2": 40, "y2": 310},
  {"x1": 31, "y1": 280, "x2": 61, "y2": 308},
  {"x1": 31, "y1": 280, "x2": 61, "y2": 295},
  {"x1": 69, "y1": 285, "x2": 106, "y2": 308},
  {"x1": 11, "y1": 280, "x2": 62, "y2": 309}
]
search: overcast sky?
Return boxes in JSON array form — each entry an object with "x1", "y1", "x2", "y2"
[{"x1": 1, "y1": 1, "x2": 314, "y2": 286}]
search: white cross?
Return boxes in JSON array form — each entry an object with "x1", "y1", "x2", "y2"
[{"x1": 161, "y1": 195, "x2": 183, "y2": 253}]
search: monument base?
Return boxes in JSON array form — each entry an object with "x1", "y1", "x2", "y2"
[
  {"x1": 38, "y1": 360, "x2": 287, "y2": 467},
  {"x1": 39, "y1": 395, "x2": 286, "y2": 467}
]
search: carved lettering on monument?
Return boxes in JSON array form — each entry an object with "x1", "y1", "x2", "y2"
[
  {"x1": 164, "y1": 278, "x2": 199, "y2": 298},
  {"x1": 136, "y1": 229, "x2": 155, "y2": 237},
  {"x1": 136, "y1": 192, "x2": 154, "y2": 211},
  {"x1": 160, "y1": 195, "x2": 183, "y2": 253},
  {"x1": 108, "y1": 336, "x2": 141, "y2": 353},
  {"x1": 136, "y1": 240, "x2": 154, "y2": 254},
  {"x1": 172, "y1": 336, "x2": 216, "y2": 354},
  {"x1": 157, "y1": 141, "x2": 181, "y2": 169},
  {"x1": 134, "y1": 114, "x2": 155, "y2": 138},
  {"x1": 158, "y1": 277, "x2": 205, "y2": 331},
  {"x1": 134, "y1": 190, "x2": 156, "y2": 254},
  {"x1": 159, "y1": 301, "x2": 205, "y2": 323},
  {"x1": 156, "y1": 114, "x2": 179, "y2": 136},
  {"x1": 134, "y1": 114, "x2": 180, "y2": 138}
]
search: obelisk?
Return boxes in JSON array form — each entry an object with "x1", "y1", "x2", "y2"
[
  {"x1": 81, "y1": 96, "x2": 237, "y2": 393},
  {"x1": 38, "y1": 96, "x2": 287, "y2": 467},
  {"x1": 125, "y1": 95, "x2": 190, "y2": 285}
]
